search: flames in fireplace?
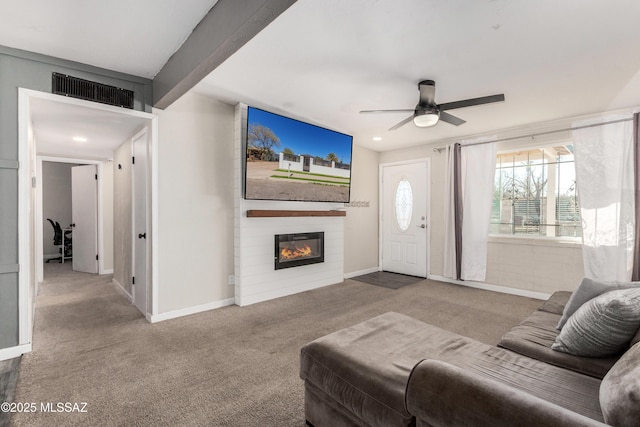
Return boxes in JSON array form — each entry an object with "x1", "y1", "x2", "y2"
[
  {"x1": 280, "y1": 243, "x2": 313, "y2": 260},
  {"x1": 275, "y1": 232, "x2": 324, "y2": 270}
]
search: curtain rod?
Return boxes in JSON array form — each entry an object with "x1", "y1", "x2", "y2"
[{"x1": 432, "y1": 116, "x2": 634, "y2": 153}]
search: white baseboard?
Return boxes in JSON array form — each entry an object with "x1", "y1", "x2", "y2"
[
  {"x1": 112, "y1": 278, "x2": 132, "y2": 302},
  {"x1": 344, "y1": 266, "x2": 380, "y2": 279},
  {"x1": 101, "y1": 269, "x2": 114, "y2": 275},
  {"x1": 0, "y1": 343, "x2": 31, "y2": 361},
  {"x1": 428, "y1": 275, "x2": 551, "y2": 300},
  {"x1": 148, "y1": 298, "x2": 236, "y2": 323},
  {"x1": 43, "y1": 253, "x2": 59, "y2": 261}
]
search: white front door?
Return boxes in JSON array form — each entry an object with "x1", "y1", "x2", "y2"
[
  {"x1": 381, "y1": 161, "x2": 429, "y2": 277},
  {"x1": 132, "y1": 131, "x2": 148, "y2": 316},
  {"x1": 71, "y1": 164, "x2": 98, "y2": 273}
]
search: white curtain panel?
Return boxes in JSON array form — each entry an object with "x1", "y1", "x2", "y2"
[
  {"x1": 443, "y1": 144, "x2": 457, "y2": 279},
  {"x1": 573, "y1": 117, "x2": 635, "y2": 281},
  {"x1": 443, "y1": 139, "x2": 497, "y2": 281},
  {"x1": 460, "y1": 140, "x2": 497, "y2": 281}
]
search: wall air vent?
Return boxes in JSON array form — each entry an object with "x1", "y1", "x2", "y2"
[{"x1": 52, "y1": 73, "x2": 134, "y2": 109}]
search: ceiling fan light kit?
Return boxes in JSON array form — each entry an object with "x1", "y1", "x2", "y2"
[
  {"x1": 360, "y1": 79, "x2": 505, "y2": 131},
  {"x1": 413, "y1": 108, "x2": 440, "y2": 127}
]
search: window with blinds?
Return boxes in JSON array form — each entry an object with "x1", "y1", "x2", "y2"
[{"x1": 490, "y1": 144, "x2": 581, "y2": 238}]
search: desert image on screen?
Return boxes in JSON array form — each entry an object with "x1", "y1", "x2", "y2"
[{"x1": 245, "y1": 107, "x2": 352, "y2": 203}]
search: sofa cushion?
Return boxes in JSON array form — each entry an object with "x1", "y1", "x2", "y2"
[
  {"x1": 557, "y1": 278, "x2": 639, "y2": 330},
  {"x1": 445, "y1": 346, "x2": 604, "y2": 422},
  {"x1": 498, "y1": 310, "x2": 617, "y2": 379},
  {"x1": 552, "y1": 288, "x2": 640, "y2": 357},
  {"x1": 632, "y1": 327, "x2": 640, "y2": 348},
  {"x1": 407, "y1": 359, "x2": 605, "y2": 426},
  {"x1": 538, "y1": 291, "x2": 571, "y2": 315},
  {"x1": 600, "y1": 342, "x2": 640, "y2": 427},
  {"x1": 299, "y1": 312, "x2": 490, "y2": 426},
  {"x1": 300, "y1": 312, "x2": 604, "y2": 425}
]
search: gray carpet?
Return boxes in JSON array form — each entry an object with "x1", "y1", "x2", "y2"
[
  {"x1": 11, "y1": 262, "x2": 541, "y2": 426},
  {"x1": 0, "y1": 357, "x2": 20, "y2": 427},
  {"x1": 350, "y1": 271, "x2": 424, "y2": 289}
]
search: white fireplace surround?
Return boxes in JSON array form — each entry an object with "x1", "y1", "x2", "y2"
[{"x1": 233, "y1": 104, "x2": 345, "y2": 306}]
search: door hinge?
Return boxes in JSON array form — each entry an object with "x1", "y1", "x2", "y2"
[
  {"x1": 132, "y1": 156, "x2": 135, "y2": 164},
  {"x1": 132, "y1": 276, "x2": 135, "y2": 285},
  {"x1": 96, "y1": 254, "x2": 99, "y2": 261},
  {"x1": 32, "y1": 177, "x2": 37, "y2": 188},
  {"x1": 95, "y1": 173, "x2": 98, "y2": 180}
]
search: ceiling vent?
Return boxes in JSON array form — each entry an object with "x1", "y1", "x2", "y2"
[{"x1": 52, "y1": 72, "x2": 134, "y2": 109}]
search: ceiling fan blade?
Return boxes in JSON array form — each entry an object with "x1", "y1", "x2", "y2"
[
  {"x1": 439, "y1": 111, "x2": 466, "y2": 126},
  {"x1": 439, "y1": 94, "x2": 505, "y2": 111},
  {"x1": 389, "y1": 114, "x2": 415, "y2": 131},
  {"x1": 418, "y1": 80, "x2": 436, "y2": 104},
  {"x1": 360, "y1": 109, "x2": 414, "y2": 114}
]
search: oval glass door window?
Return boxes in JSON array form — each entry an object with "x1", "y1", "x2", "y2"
[{"x1": 395, "y1": 179, "x2": 413, "y2": 231}]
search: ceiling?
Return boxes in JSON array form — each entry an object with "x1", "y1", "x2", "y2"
[
  {"x1": 1, "y1": 0, "x2": 217, "y2": 159},
  {"x1": 31, "y1": 97, "x2": 150, "y2": 159},
  {"x1": 0, "y1": 0, "x2": 218, "y2": 79},
  {"x1": 3, "y1": 0, "x2": 640, "y2": 154},
  {"x1": 193, "y1": 0, "x2": 640, "y2": 151}
]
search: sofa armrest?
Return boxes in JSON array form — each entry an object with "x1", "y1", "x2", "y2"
[{"x1": 405, "y1": 359, "x2": 606, "y2": 427}]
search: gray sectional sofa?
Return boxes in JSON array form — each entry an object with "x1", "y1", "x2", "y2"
[{"x1": 299, "y1": 291, "x2": 640, "y2": 426}]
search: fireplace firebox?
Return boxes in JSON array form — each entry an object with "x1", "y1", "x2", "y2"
[{"x1": 275, "y1": 232, "x2": 324, "y2": 270}]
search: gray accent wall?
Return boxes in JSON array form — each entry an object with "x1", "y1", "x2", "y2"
[{"x1": 0, "y1": 45, "x2": 152, "y2": 351}]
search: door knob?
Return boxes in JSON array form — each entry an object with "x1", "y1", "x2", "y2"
[
  {"x1": 138, "y1": 233, "x2": 146, "y2": 239},
  {"x1": 417, "y1": 224, "x2": 426, "y2": 228}
]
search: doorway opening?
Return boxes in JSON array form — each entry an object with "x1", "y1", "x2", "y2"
[
  {"x1": 18, "y1": 88, "x2": 158, "y2": 350},
  {"x1": 38, "y1": 159, "x2": 103, "y2": 280}
]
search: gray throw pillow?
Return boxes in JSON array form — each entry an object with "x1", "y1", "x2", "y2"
[
  {"x1": 551, "y1": 288, "x2": 640, "y2": 357},
  {"x1": 600, "y1": 342, "x2": 640, "y2": 426},
  {"x1": 557, "y1": 277, "x2": 639, "y2": 330}
]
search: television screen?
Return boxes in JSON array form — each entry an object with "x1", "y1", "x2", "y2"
[{"x1": 244, "y1": 106, "x2": 352, "y2": 203}]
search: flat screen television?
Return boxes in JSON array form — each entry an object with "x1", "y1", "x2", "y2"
[{"x1": 244, "y1": 106, "x2": 353, "y2": 203}]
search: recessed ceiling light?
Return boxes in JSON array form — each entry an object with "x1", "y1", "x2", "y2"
[
  {"x1": 373, "y1": 136, "x2": 382, "y2": 141},
  {"x1": 72, "y1": 136, "x2": 87, "y2": 142}
]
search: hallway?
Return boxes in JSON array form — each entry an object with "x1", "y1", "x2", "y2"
[
  {"x1": 30, "y1": 263, "x2": 143, "y2": 355},
  {"x1": 10, "y1": 263, "x2": 146, "y2": 425}
]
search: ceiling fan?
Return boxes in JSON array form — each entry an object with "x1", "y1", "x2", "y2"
[{"x1": 360, "y1": 80, "x2": 505, "y2": 130}]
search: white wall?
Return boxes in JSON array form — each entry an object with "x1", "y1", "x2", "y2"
[
  {"x1": 100, "y1": 161, "x2": 114, "y2": 272},
  {"x1": 379, "y1": 136, "x2": 584, "y2": 295},
  {"x1": 344, "y1": 144, "x2": 379, "y2": 275},
  {"x1": 113, "y1": 141, "x2": 133, "y2": 296},
  {"x1": 486, "y1": 236, "x2": 583, "y2": 293},
  {"x1": 153, "y1": 93, "x2": 235, "y2": 314}
]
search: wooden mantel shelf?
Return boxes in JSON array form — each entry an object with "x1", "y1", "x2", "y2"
[{"x1": 246, "y1": 209, "x2": 346, "y2": 218}]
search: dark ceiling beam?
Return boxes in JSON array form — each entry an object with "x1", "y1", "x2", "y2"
[{"x1": 153, "y1": 0, "x2": 298, "y2": 109}]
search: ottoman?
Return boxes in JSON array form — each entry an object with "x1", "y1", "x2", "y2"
[{"x1": 299, "y1": 312, "x2": 489, "y2": 426}]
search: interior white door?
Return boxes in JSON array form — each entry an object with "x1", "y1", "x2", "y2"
[
  {"x1": 71, "y1": 164, "x2": 98, "y2": 273},
  {"x1": 382, "y1": 161, "x2": 428, "y2": 277},
  {"x1": 132, "y1": 131, "x2": 148, "y2": 315}
]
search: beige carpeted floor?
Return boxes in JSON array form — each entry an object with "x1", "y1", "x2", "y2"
[{"x1": 11, "y1": 263, "x2": 541, "y2": 426}]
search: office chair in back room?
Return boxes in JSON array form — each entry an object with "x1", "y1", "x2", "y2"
[{"x1": 46, "y1": 218, "x2": 72, "y2": 263}]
